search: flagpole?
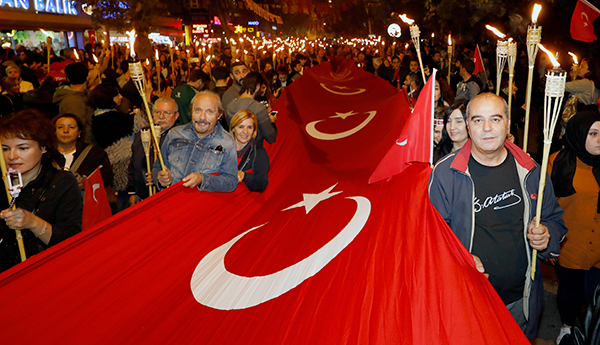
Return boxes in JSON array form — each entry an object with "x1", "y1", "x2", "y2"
[
  {"x1": 430, "y1": 69, "x2": 437, "y2": 166},
  {"x1": 0, "y1": 137, "x2": 26, "y2": 262}
]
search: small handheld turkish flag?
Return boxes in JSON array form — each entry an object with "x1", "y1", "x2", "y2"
[
  {"x1": 82, "y1": 167, "x2": 112, "y2": 230},
  {"x1": 571, "y1": 0, "x2": 600, "y2": 42},
  {"x1": 368, "y1": 69, "x2": 437, "y2": 183},
  {"x1": 473, "y1": 45, "x2": 485, "y2": 76}
]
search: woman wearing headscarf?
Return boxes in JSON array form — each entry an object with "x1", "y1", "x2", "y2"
[{"x1": 550, "y1": 111, "x2": 600, "y2": 343}]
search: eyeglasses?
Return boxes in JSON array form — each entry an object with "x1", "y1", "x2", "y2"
[{"x1": 154, "y1": 110, "x2": 174, "y2": 116}]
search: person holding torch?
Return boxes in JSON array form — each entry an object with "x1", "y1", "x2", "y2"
[
  {"x1": 429, "y1": 92, "x2": 568, "y2": 339},
  {"x1": 0, "y1": 110, "x2": 82, "y2": 272},
  {"x1": 565, "y1": 57, "x2": 600, "y2": 113}
]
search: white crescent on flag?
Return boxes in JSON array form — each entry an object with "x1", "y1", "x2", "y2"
[
  {"x1": 319, "y1": 83, "x2": 366, "y2": 95},
  {"x1": 92, "y1": 183, "x2": 100, "y2": 202},
  {"x1": 305, "y1": 111, "x2": 377, "y2": 140},
  {"x1": 190, "y1": 187, "x2": 371, "y2": 310},
  {"x1": 582, "y1": 11, "x2": 590, "y2": 26}
]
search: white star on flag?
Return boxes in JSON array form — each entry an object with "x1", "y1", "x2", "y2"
[
  {"x1": 282, "y1": 184, "x2": 342, "y2": 214},
  {"x1": 331, "y1": 111, "x2": 358, "y2": 119}
]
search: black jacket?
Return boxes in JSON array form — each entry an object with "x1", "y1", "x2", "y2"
[
  {"x1": 53, "y1": 141, "x2": 114, "y2": 187},
  {"x1": 0, "y1": 161, "x2": 82, "y2": 272},
  {"x1": 238, "y1": 142, "x2": 270, "y2": 192}
]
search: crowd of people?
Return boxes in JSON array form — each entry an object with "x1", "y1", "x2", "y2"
[{"x1": 0, "y1": 36, "x2": 599, "y2": 343}]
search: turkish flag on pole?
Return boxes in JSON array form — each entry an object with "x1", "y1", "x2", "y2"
[
  {"x1": 0, "y1": 60, "x2": 528, "y2": 344},
  {"x1": 368, "y1": 69, "x2": 436, "y2": 184},
  {"x1": 571, "y1": 0, "x2": 600, "y2": 42},
  {"x1": 82, "y1": 168, "x2": 112, "y2": 230},
  {"x1": 473, "y1": 45, "x2": 485, "y2": 75},
  {"x1": 473, "y1": 45, "x2": 489, "y2": 91}
]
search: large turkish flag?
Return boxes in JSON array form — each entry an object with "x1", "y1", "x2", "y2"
[{"x1": 0, "y1": 58, "x2": 528, "y2": 344}]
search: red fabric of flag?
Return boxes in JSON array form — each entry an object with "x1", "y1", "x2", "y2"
[
  {"x1": 81, "y1": 168, "x2": 112, "y2": 231},
  {"x1": 368, "y1": 69, "x2": 437, "y2": 184},
  {"x1": 0, "y1": 58, "x2": 528, "y2": 344},
  {"x1": 571, "y1": 0, "x2": 600, "y2": 42},
  {"x1": 473, "y1": 45, "x2": 485, "y2": 75}
]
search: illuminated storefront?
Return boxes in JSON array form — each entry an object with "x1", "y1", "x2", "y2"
[{"x1": 0, "y1": 0, "x2": 92, "y2": 50}]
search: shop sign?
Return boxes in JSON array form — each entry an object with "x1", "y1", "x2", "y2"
[
  {"x1": 234, "y1": 25, "x2": 255, "y2": 34},
  {"x1": 1, "y1": 0, "x2": 79, "y2": 15},
  {"x1": 192, "y1": 24, "x2": 210, "y2": 38}
]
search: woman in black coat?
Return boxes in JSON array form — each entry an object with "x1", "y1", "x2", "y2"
[
  {"x1": 229, "y1": 109, "x2": 270, "y2": 192},
  {"x1": 0, "y1": 110, "x2": 82, "y2": 272}
]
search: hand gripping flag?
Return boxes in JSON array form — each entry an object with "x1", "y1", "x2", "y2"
[
  {"x1": 0, "y1": 59, "x2": 528, "y2": 344},
  {"x1": 82, "y1": 167, "x2": 112, "y2": 231},
  {"x1": 571, "y1": 0, "x2": 600, "y2": 42},
  {"x1": 368, "y1": 69, "x2": 437, "y2": 184}
]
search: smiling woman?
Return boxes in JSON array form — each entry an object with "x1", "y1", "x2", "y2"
[
  {"x1": 229, "y1": 110, "x2": 270, "y2": 193},
  {"x1": 0, "y1": 110, "x2": 82, "y2": 272}
]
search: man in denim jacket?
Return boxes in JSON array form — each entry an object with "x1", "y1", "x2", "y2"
[{"x1": 152, "y1": 91, "x2": 237, "y2": 193}]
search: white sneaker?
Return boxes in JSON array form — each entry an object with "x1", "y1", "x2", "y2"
[{"x1": 556, "y1": 325, "x2": 571, "y2": 344}]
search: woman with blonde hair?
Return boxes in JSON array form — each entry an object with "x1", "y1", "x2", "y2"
[{"x1": 229, "y1": 109, "x2": 270, "y2": 192}]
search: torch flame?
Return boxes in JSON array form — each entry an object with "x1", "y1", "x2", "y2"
[
  {"x1": 568, "y1": 52, "x2": 578, "y2": 65},
  {"x1": 538, "y1": 44, "x2": 560, "y2": 68},
  {"x1": 92, "y1": 54, "x2": 98, "y2": 63},
  {"x1": 73, "y1": 49, "x2": 79, "y2": 61},
  {"x1": 399, "y1": 14, "x2": 414, "y2": 25},
  {"x1": 448, "y1": 34, "x2": 452, "y2": 46},
  {"x1": 486, "y1": 25, "x2": 506, "y2": 39},
  {"x1": 532, "y1": 4, "x2": 542, "y2": 24},
  {"x1": 126, "y1": 29, "x2": 136, "y2": 58},
  {"x1": 155, "y1": 49, "x2": 159, "y2": 60}
]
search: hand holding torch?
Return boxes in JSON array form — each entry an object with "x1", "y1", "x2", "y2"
[{"x1": 530, "y1": 44, "x2": 567, "y2": 281}]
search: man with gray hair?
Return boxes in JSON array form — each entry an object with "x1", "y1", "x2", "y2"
[
  {"x1": 128, "y1": 97, "x2": 180, "y2": 202},
  {"x1": 152, "y1": 91, "x2": 237, "y2": 192},
  {"x1": 428, "y1": 92, "x2": 568, "y2": 339}
]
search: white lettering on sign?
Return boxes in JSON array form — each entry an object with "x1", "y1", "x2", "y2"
[
  {"x1": 32, "y1": 0, "x2": 78, "y2": 15},
  {"x1": 1, "y1": 0, "x2": 29, "y2": 10}
]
